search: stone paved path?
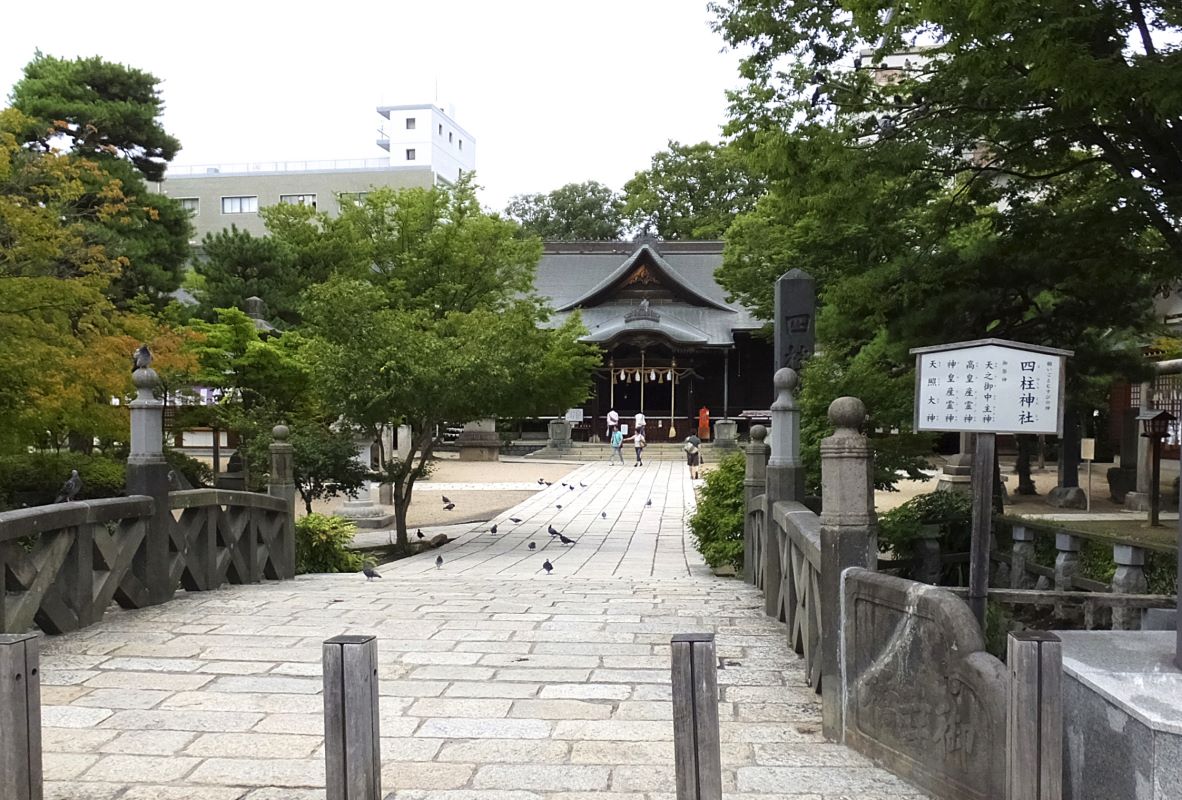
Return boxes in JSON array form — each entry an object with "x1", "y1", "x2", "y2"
[{"x1": 37, "y1": 461, "x2": 927, "y2": 799}]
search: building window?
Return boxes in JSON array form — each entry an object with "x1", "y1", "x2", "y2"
[
  {"x1": 338, "y1": 191, "x2": 369, "y2": 205},
  {"x1": 221, "y1": 196, "x2": 258, "y2": 214},
  {"x1": 448, "y1": 131, "x2": 453, "y2": 143},
  {"x1": 406, "y1": 148, "x2": 416, "y2": 161},
  {"x1": 458, "y1": 139, "x2": 463, "y2": 151},
  {"x1": 405, "y1": 117, "x2": 416, "y2": 130},
  {"x1": 279, "y1": 193, "x2": 317, "y2": 207},
  {"x1": 177, "y1": 197, "x2": 199, "y2": 213},
  {"x1": 438, "y1": 123, "x2": 443, "y2": 135}
]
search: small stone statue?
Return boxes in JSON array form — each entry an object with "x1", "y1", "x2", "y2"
[{"x1": 132, "y1": 343, "x2": 152, "y2": 372}]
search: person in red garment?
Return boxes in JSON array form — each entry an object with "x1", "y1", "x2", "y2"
[{"x1": 697, "y1": 406, "x2": 711, "y2": 441}]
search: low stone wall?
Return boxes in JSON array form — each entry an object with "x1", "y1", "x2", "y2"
[{"x1": 840, "y1": 568, "x2": 1007, "y2": 800}]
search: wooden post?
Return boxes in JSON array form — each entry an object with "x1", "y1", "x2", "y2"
[
  {"x1": 323, "y1": 635, "x2": 381, "y2": 800},
  {"x1": 670, "y1": 633, "x2": 722, "y2": 800},
  {"x1": 1006, "y1": 631, "x2": 1062, "y2": 800},
  {"x1": 969, "y1": 432, "x2": 996, "y2": 630},
  {"x1": 0, "y1": 633, "x2": 42, "y2": 800}
]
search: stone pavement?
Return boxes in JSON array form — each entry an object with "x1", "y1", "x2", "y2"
[{"x1": 36, "y1": 461, "x2": 927, "y2": 799}]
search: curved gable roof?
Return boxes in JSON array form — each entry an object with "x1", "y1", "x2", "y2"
[{"x1": 554, "y1": 244, "x2": 733, "y2": 313}]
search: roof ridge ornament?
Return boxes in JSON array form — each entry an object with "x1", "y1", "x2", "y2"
[{"x1": 625, "y1": 298, "x2": 660, "y2": 323}]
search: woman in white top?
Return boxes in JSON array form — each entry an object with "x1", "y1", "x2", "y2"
[
  {"x1": 634, "y1": 412, "x2": 646, "y2": 437},
  {"x1": 606, "y1": 409, "x2": 620, "y2": 437}
]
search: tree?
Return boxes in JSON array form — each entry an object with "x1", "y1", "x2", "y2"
[
  {"x1": 504, "y1": 181, "x2": 625, "y2": 240},
  {"x1": 297, "y1": 179, "x2": 599, "y2": 546},
  {"x1": 193, "y1": 226, "x2": 301, "y2": 325},
  {"x1": 623, "y1": 140, "x2": 762, "y2": 239},
  {"x1": 12, "y1": 53, "x2": 179, "y2": 182},
  {"x1": 11, "y1": 54, "x2": 190, "y2": 309}
]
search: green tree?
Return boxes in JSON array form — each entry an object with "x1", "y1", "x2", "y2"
[
  {"x1": 623, "y1": 140, "x2": 762, "y2": 239},
  {"x1": 12, "y1": 53, "x2": 179, "y2": 182},
  {"x1": 11, "y1": 53, "x2": 190, "y2": 309},
  {"x1": 504, "y1": 181, "x2": 625, "y2": 240},
  {"x1": 297, "y1": 180, "x2": 600, "y2": 547},
  {"x1": 194, "y1": 226, "x2": 300, "y2": 325}
]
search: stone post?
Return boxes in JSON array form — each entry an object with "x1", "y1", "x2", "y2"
[
  {"x1": 1110, "y1": 544, "x2": 1148, "y2": 631},
  {"x1": 1053, "y1": 533, "x2": 1082, "y2": 622},
  {"x1": 1009, "y1": 525, "x2": 1037, "y2": 590},
  {"x1": 125, "y1": 365, "x2": 173, "y2": 606},
  {"x1": 819, "y1": 397, "x2": 877, "y2": 741},
  {"x1": 456, "y1": 418, "x2": 500, "y2": 461},
  {"x1": 1125, "y1": 380, "x2": 1154, "y2": 511},
  {"x1": 742, "y1": 425, "x2": 769, "y2": 585},
  {"x1": 268, "y1": 425, "x2": 297, "y2": 580},
  {"x1": 712, "y1": 418, "x2": 739, "y2": 451},
  {"x1": 764, "y1": 368, "x2": 803, "y2": 621}
]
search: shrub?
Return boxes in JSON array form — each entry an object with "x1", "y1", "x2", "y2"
[
  {"x1": 164, "y1": 447, "x2": 212, "y2": 488},
  {"x1": 295, "y1": 513, "x2": 364, "y2": 574},
  {"x1": 878, "y1": 490, "x2": 973, "y2": 573},
  {"x1": 0, "y1": 453, "x2": 127, "y2": 509},
  {"x1": 688, "y1": 450, "x2": 746, "y2": 571}
]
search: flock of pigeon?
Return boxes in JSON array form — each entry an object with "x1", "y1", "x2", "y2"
[{"x1": 364, "y1": 474, "x2": 655, "y2": 580}]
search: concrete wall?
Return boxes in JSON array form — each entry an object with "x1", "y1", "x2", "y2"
[
  {"x1": 377, "y1": 104, "x2": 475, "y2": 185},
  {"x1": 155, "y1": 166, "x2": 436, "y2": 242}
]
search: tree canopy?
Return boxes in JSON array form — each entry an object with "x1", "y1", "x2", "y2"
[{"x1": 504, "y1": 180, "x2": 625, "y2": 241}]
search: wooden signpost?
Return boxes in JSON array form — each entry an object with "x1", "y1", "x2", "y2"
[{"x1": 911, "y1": 339, "x2": 1072, "y2": 629}]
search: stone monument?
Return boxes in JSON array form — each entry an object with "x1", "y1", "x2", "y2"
[{"x1": 456, "y1": 418, "x2": 500, "y2": 461}]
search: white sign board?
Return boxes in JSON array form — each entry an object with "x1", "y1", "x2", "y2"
[
  {"x1": 564, "y1": 408, "x2": 584, "y2": 423},
  {"x1": 912, "y1": 340, "x2": 1070, "y2": 435}
]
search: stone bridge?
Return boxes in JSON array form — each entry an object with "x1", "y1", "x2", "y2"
[{"x1": 31, "y1": 460, "x2": 925, "y2": 799}]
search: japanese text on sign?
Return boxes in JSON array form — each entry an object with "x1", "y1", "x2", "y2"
[{"x1": 914, "y1": 343, "x2": 1064, "y2": 435}]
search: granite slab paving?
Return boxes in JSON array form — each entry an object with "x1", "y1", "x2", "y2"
[{"x1": 38, "y1": 461, "x2": 927, "y2": 799}]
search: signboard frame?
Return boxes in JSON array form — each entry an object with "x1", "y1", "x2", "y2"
[{"x1": 910, "y1": 338, "x2": 1072, "y2": 437}]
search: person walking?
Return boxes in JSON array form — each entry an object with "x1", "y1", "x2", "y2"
[
  {"x1": 632, "y1": 430, "x2": 646, "y2": 467},
  {"x1": 608, "y1": 427, "x2": 625, "y2": 465},
  {"x1": 634, "y1": 411, "x2": 646, "y2": 438},
  {"x1": 683, "y1": 435, "x2": 702, "y2": 480},
  {"x1": 606, "y1": 408, "x2": 620, "y2": 439}
]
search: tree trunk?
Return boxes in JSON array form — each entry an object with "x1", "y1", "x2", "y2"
[{"x1": 1016, "y1": 434, "x2": 1038, "y2": 494}]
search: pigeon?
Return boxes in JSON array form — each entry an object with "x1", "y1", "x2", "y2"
[
  {"x1": 363, "y1": 566, "x2": 382, "y2": 581},
  {"x1": 444, "y1": 503, "x2": 455, "y2": 511},
  {"x1": 537, "y1": 478, "x2": 545, "y2": 485},
  {"x1": 548, "y1": 525, "x2": 559, "y2": 536},
  {"x1": 490, "y1": 524, "x2": 498, "y2": 535},
  {"x1": 528, "y1": 541, "x2": 536, "y2": 550},
  {"x1": 435, "y1": 554, "x2": 444, "y2": 569},
  {"x1": 544, "y1": 481, "x2": 552, "y2": 486},
  {"x1": 601, "y1": 512, "x2": 607, "y2": 519},
  {"x1": 510, "y1": 517, "x2": 522, "y2": 524},
  {"x1": 569, "y1": 485, "x2": 575, "y2": 492},
  {"x1": 645, "y1": 498, "x2": 652, "y2": 507},
  {"x1": 560, "y1": 481, "x2": 567, "y2": 487},
  {"x1": 542, "y1": 559, "x2": 553, "y2": 574},
  {"x1": 416, "y1": 529, "x2": 424, "y2": 539},
  {"x1": 558, "y1": 534, "x2": 575, "y2": 545},
  {"x1": 442, "y1": 495, "x2": 451, "y2": 504},
  {"x1": 131, "y1": 343, "x2": 152, "y2": 372},
  {"x1": 556, "y1": 504, "x2": 562, "y2": 510},
  {"x1": 579, "y1": 482, "x2": 587, "y2": 488},
  {"x1": 55, "y1": 470, "x2": 82, "y2": 503}
]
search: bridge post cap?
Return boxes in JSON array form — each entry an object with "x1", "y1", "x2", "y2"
[
  {"x1": 272, "y1": 424, "x2": 290, "y2": 441},
  {"x1": 750, "y1": 424, "x2": 768, "y2": 443},
  {"x1": 773, "y1": 367, "x2": 800, "y2": 393},
  {"x1": 828, "y1": 397, "x2": 867, "y2": 429},
  {"x1": 131, "y1": 366, "x2": 159, "y2": 389}
]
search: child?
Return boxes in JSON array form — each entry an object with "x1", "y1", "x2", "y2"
[
  {"x1": 609, "y1": 428, "x2": 625, "y2": 465},
  {"x1": 684, "y1": 437, "x2": 702, "y2": 479},
  {"x1": 632, "y1": 431, "x2": 646, "y2": 467}
]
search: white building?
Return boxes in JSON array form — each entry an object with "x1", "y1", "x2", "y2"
[{"x1": 376, "y1": 103, "x2": 476, "y2": 186}]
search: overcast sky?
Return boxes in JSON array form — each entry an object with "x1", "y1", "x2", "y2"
[{"x1": 0, "y1": 1, "x2": 745, "y2": 209}]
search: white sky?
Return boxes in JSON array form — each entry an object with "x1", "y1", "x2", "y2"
[{"x1": 0, "y1": 1, "x2": 745, "y2": 210}]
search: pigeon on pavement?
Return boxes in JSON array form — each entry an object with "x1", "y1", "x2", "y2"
[
  {"x1": 601, "y1": 512, "x2": 607, "y2": 519},
  {"x1": 442, "y1": 495, "x2": 451, "y2": 504},
  {"x1": 435, "y1": 555, "x2": 444, "y2": 569},
  {"x1": 537, "y1": 478, "x2": 546, "y2": 485},
  {"x1": 645, "y1": 498, "x2": 652, "y2": 507},
  {"x1": 363, "y1": 566, "x2": 382, "y2": 581},
  {"x1": 569, "y1": 485, "x2": 575, "y2": 492},
  {"x1": 556, "y1": 504, "x2": 562, "y2": 509},
  {"x1": 548, "y1": 525, "x2": 559, "y2": 536},
  {"x1": 559, "y1": 534, "x2": 575, "y2": 545},
  {"x1": 416, "y1": 529, "x2": 424, "y2": 539},
  {"x1": 543, "y1": 559, "x2": 553, "y2": 574},
  {"x1": 528, "y1": 541, "x2": 536, "y2": 550},
  {"x1": 579, "y1": 482, "x2": 587, "y2": 488},
  {"x1": 490, "y1": 524, "x2": 498, "y2": 534},
  {"x1": 510, "y1": 517, "x2": 522, "y2": 523},
  {"x1": 444, "y1": 503, "x2": 455, "y2": 511}
]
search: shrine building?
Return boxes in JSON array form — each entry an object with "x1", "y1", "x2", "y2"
[{"x1": 533, "y1": 240, "x2": 773, "y2": 441}]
